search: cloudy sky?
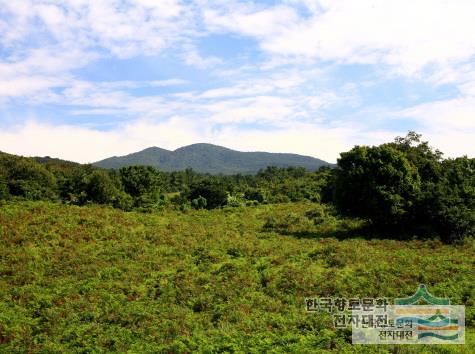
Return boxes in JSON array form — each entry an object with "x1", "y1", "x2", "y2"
[{"x1": 0, "y1": 0, "x2": 474, "y2": 163}]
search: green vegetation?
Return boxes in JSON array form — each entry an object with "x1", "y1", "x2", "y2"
[
  {"x1": 93, "y1": 143, "x2": 332, "y2": 174},
  {"x1": 0, "y1": 132, "x2": 473, "y2": 352},
  {"x1": 0, "y1": 150, "x2": 332, "y2": 213},
  {"x1": 2, "y1": 131, "x2": 471, "y2": 243},
  {"x1": 333, "y1": 132, "x2": 474, "y2": 242},
  {"x1": 0, "y1": 201, "x2": 473, "y2": 353}
]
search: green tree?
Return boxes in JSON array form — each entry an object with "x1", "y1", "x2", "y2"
[
  {"x1": 84, "y1": 170, "x2": 122, "y2": 204},
  {"x1": 61, "y1": 166, "x2": 132, "y2": 209},
  {"x1": 119, "y1": 166, "x2": 162, "y2": 198},
  {"x1": 334, "y1": 144, "x2": 421, "y2": 229},
  {"x1": 119, "y1": 166, "x2": 163, "y2": 209},
  {"x1": 390, "y1": 131, "x2": 443, "y2": 183},
  {"x1": 0, "y1": 154, "x2": 57, "y2": 200},
  {"x1": 191, "y1": 195, "x2": 207, "y2": 209},
  {"x1": 188, "y1": 180, "x2": 228, "y2": 209},
  {"x1": 424, "y1": 157, "x2": 475, "y2": 242}
]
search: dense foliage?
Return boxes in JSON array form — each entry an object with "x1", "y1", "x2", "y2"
[
  {"x1": 0, "y1": 153, "x2": 57, "y2": 200},
  {"x1": 334, "y1": 144, "x2": 421, "y2": 228},
  {"x1": 333, "y1": 132, "x2": 474, "y2": 243},
  {"x1": 0, "y1": 133, "x2": 473, "y2": 352},
  {"x1": 0, "y1": 201, "x2": 473, "y2": 352},
  {"x1": 0, "y1": 132, "x2": 473, "y2": 243},
  {"x1": 0, "y1": 151, "x2": 330, "y2": 212}
]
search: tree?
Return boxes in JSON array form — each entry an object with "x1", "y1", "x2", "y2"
[
  {"x1": 333, "y1": 144, "x2": 421, "y2": 229},
  {"x1": 84, "y1": 170, "x2": 122, "y2": 205},
  {"x1": 424, "y1": 157, "x2": 475, "y2": 242},
  {"x1": 119, "y1": 166, "x2": 162, "y2": 198},
  {"x1": 60, "y1": 166, "x2": 132, "y2": 209},
  {"x1": 119, "y1": 166, "x2": 163, "y2": 209},
  {"x1": 191, "y1": 195, "x2": 207, "y2": 209},
  {"x1": 187, "y1": 180, "x2": 228, "y2": 209},
  {"x1": 390, "y1": 131, "x2": 443, "y2": 183},
  {"x1": 244, "y1": 188, "x2": 266, "y2": 203},
  {"x1": 333, "y1": 132, "x2": 474, "y2": 242},
  {"x1": 0, "y1": 154, "x2": 58, "y2": 200}
]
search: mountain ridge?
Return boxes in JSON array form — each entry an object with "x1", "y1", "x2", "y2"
[{"x1": 94, "y1": 143, "x2": 333, "y2": 174}]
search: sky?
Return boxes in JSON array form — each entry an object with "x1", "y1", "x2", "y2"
[{"x1": 0, "y1": 0, "x2": 474, "y2": 164}]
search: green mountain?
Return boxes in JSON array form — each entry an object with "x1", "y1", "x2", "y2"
[{"x1": 94, "y1": 143, "x2": 332, "y2": 174}]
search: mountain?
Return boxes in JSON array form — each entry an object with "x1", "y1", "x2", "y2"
[
  {"x1": 33, "y1": 155, "x2": 82, "y2": 167},
  {"x1": 93, "y1": 143, "x2": 333, "y2": 174}
]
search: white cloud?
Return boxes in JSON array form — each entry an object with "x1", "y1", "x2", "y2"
[
  {"x1": 0, "y1": 0, "x2": 194, "y2": 93},
  {"x1": 425, "y1": 130, "x2": 475, "y2": 159},
  {"x1": 0, "y1": 76, "x2": 66, "y2": 98},
  {"x1": 0, "y1": 119, "x2": 373, "y2": 163},
  {"x1": 205, "y1": 0, "x2": 475, "y2": 74},
  {"x1": 150, "y1": 79, "x2": 189, "y2": 87},
  {"x1": 0, "y1": 118, "x2": 205, "y2": 163},
  {"x1": 0, "y1": 0, "x2": 190, "y2": 57},
  {"x1": 399, "y1": 97, "x2": 475, "y2": 132},
  {"x1": 204, "y1": 4, "x2": 299, "y2": 38},
  {"x1": 0, "y1": 0, "x2": 473, "y2": 164},
  {"x1": 205, "y1": 95, "x2": 295, "y2": 123},
  {"x1": 0, "y1": 113, "x2": 471, "y2": 165},
  {"x1": 182, "y1": 45, "x2": 223, "y2": 69}
]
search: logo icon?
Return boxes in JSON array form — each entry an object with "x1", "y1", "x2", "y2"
[
  {"x1": 393, "y1": 284, "x2": 463, "y2": 343},
  {"x1": 352, "y1": 284, "x2": 465, "y2": 344}
]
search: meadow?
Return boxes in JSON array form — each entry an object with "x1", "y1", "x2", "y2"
[{"x1": 0, "y1": 200, "x2": 473, "y2": 353}]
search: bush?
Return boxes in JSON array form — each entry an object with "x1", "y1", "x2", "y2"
[
  {"x1": 119, "y1": 166, "x2": 164, "y2": 209},
  {"x1": 187, "y1": 180, "x2": 228, "y2": 209},
  {"x1": 191, "y1": 196, "x2": 207, "y2": 209},
  {"x1": 119, "y1": 166, "x2": 162, "y2": 198},
  {"x1": 0, "y1": 178, "x2": 9, "y2": 199},
  {"x1": 424, "y1": 157, "x2": 475, "y2": 242},
  {"x1": 305, "y1": 204, "x2": 335, "y2": 225},
  {"x1": 0, "y1": 154, "x2": 58, "y2": 200},
  {"x1": 112, "y1": 191, "x2": 134, "y2": 211},
  {"x1": 334, "y1": 144, "x2": 421, "y2": 229},
  {"x1": 332, "y1": 132, "x2": 474, "y2": 242},
  {"x1": 226, "y1": 193, "x2": 244, "y2": 207},
  {"x1": 263, "y1": 212, "x2": 313, "y2": 234},
  {"x1": 244, "y1": 188, "x2": 266, "y2": 203}
]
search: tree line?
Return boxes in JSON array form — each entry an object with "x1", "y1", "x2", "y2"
[
  {"x1": 0, "y1": 152, "x2": 330, "y2": 210},
  {"x1": 0, "y1": 132, "x2": 473, "y2": 243}
]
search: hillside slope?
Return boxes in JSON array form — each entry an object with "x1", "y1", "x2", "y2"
[
  {"x1": 0, "y1": 201, "x2": 473, "y2": 352},
  {"x1": 94, "y1": 143, "x2": 332, "y2": 174}
]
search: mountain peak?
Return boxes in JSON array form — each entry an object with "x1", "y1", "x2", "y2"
[
  {"x1": 174, "y1": 143, "x2": 232, "y2": 150},
  {"x1": 94, "y1": 144, "x2": 332, "y2": 174}
]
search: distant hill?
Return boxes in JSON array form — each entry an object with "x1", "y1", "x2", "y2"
[
  {"x1": 32, "y1": 156, "x2": 82, "y2": 167},
  {"x1": 94, "y1": 143, "x2": 333, "y2": 174}
]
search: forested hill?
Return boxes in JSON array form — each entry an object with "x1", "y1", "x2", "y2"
[{"x1": 93, "y1": 143, "x2": 333, "y2": 174}]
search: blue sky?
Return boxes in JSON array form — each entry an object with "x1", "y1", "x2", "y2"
[{"x1": 0, "y1": 0, "x2": 474, "y2": 163}]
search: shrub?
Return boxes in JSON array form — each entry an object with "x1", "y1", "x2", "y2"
[
  {"x1": 0, "y1": 178, "x2": 9, "y2": 199},
  {"x1": 332, "y1": 132, "x2": 474, "y2": 242},
  {"x1": 119, "y1": 166, "x2": 162, "y2": 198},
  {"x1": 423, "y1": 157, "x2": 475, "y2": 243},
  {"x1": 0, "y1": 154, "x2": 58, "y2": 200},
  {"x1": 244, "y1": 188, "x2": 266, "y2": 203},
  {"x1": 334, "y1": 144, "x2": 421, "y2": 229},
  {"x1": 191, "y1": 196, "x2": 207, "y2": 210},
  {"x1": 263, "y1": 212, "x2": 313, "y2": 234},
  {"x1": 226, "y1": 193, "x2": 244, "y2": 207},
  {"x1": 187, "y1": 180, "x2": 228, "y2": 209}
]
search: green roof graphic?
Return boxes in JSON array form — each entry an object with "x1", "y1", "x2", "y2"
[{"x1": 395, "y1": 284, "x2": 450, "y2": 305}]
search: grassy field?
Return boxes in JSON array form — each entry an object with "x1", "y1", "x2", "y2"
[{"x1": 0, "y1": 201, "x2": 473, "y2": 353}]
